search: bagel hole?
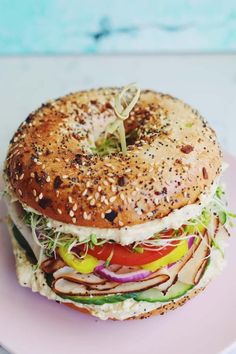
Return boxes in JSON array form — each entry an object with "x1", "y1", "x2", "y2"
[
  {"x1": 126, "y1": 127, "x2": 139, "y2": 146},
  {"x1": 92, "y1": 133, "x2": 121, "y2": 156},
  {"x1": 92, "y1": 125, "x2": 139, "y2": 157}
]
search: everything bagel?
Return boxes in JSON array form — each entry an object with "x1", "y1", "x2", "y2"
[
  {"x1": 4, "y1": 86, "x2": 230, "y2": 321},
  {"x1": 5, "y1": 88, "x2": 222, "y2": 229}
]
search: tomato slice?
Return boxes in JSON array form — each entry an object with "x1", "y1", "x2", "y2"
[
  {"x1": 79, "y1": 229, "x2": 178, "y2": 266},
  {"x1": 87, "y1": 243, "x2": 176, "y2": 266}
]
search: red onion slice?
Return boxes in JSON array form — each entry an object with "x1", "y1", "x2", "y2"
[
  {"x1": 188, "y1": 236, "x2": 195, "y2": 249},
  {"x1": 95, "y1": 263, "x2": 152, "y2": 283},
  {"x1": 167, "y1": 262, "x2": 176, "y2": 268}
]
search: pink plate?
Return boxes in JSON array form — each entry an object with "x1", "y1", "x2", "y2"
[{"x1": 0, "y1": 152, "x2": 236, "y2": 354}]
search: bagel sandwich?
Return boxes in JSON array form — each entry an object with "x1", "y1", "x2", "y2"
[{"x1": 3, "y1": 85, "x2": 234, "y2": 320}]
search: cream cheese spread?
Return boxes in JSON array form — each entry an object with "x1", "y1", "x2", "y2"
[
  {"x1": 5, "y1": 176, "x2": 219, "y2": 246},
  {"x1": 46, "y1": 180, "x2": 217, "y2": 245}
]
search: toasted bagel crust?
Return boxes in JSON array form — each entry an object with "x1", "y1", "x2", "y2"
[{"x1": 5, "y1": 88, "x2": 222, "y2": 228}]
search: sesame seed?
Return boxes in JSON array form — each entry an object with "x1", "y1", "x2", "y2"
[
  {"x1": 39, "y1": 193, "x2": 43, "y2": 200},
  {"x1": 68, "y1": 196, "x2": 73, "y2": 203},
  {"x1": 110, "y1": 196, "x2": 116, "y2": 203},
  {"x1": 18, "y1": 189, "x2": 22, "y2": 196},
  {"x1": 83, "y1": 212, "x2": 88, "y2": 220},
  {"x1": 90, "y1": 199, "x2": 95, "y2": 206},
  {"x1": 33, "y1": 189, "x2": 37, "y2": 196},
  {"x1": 101, "y1": 213, "x2": 105, "y2": 219},
  {"x1": 82, "y1": 189, "x2": 88, "y2": 196},
  {"x1": 111, "y1": 185, "x2": 117, "y2": 193},
  {"x1": 86, "y1": 181, "x2": 91, "y2": 188},
  {"x1": 57, "y1": 208, "x2": 62, "y2": 215},
  {"x1": 46, "y1": 176, "x2": 51, "y2": 182},
  {"x1": 72, "y1": 203, "x2": 78, "y2": 211},
  {"x1": 95, "y1": 192, "x2": 100, "y2": 200},
  {"x1": 98, "y1": 186, "x2": 102, "y2": 192},
  {"x1": 106, "y1": 209, "x2": 112, "y2": 213},
  {"x1": 30, "y1": 172, "x2": 35, "y2": 178},
  {"x1": 101, "y1": 196, "x2": 106, "y2": 203},
  {"x1": 135, "y1": 207, "x2": 142, "y2": 215},
  {"x1": 69, "y1": 210, "x2": 74, "y2": 217},
  {"x1": 62, "y1": 175, "x2": 68, "y2": 179},
  {"x1": 72, "y1": 217, "x2": 77, "y2": 224},
  {"x1": 103, "y1": 180, "x2": 109, "y2": 186},
  {"x1": 118, "y1": 220, "x2": 124, "y2": 226},
  {"x1": 120, "y1": 193, "x2": 125, "y2": 201}
]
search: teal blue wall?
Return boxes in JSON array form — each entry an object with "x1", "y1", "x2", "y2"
[{"x1": 0, "y1": 0, "x2": 236, "y2": 54}]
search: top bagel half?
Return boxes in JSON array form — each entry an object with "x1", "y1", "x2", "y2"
[{"x1": 5, "y1": 88, "x2": 222, "y2": 228}]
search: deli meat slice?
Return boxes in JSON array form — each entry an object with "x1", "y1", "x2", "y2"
[{"x1": 53, "y1": 272, "x2": 170, "y2": 296}]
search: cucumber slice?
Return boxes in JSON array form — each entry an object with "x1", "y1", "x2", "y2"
[
  {"x1": 12, "y1": 224, "x2": 37, "y2": 265},
  {"x1": 60, "y1": 282, "x2": 193, "y2": 306},
  {"x1": 60, "y1": 292, "x2": 137, "y2": 305},
  {"x1": 134, "y1": 281, "x2": 193, "y2": 303}
]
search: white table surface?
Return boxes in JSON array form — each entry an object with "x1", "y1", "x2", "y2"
[{"x1": 0, "y1": 54, "x2": 236, "y2": 354}]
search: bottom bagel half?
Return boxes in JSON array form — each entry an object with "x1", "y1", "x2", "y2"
[{"x1": 8, "y1": 220, "x2": 227, "y2": 321}]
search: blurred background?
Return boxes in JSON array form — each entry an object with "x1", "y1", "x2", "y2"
[
  {"x1": 0, "y1": 0, "x2": 236, "y2": 150},
  {"x1": 0, "y1": 0, "x2": 235, "y2": 161},
  {"x1": 0, "y1": 0, "x2": 236, "y2": 54}
]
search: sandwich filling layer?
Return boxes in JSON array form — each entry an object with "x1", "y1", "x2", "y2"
[
  {"x1": 5, "y1": 182, "x2": 233, "y2": 320},
  {"x1": 9, "y1": 220, "x2": 228, "y2": 320}
]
